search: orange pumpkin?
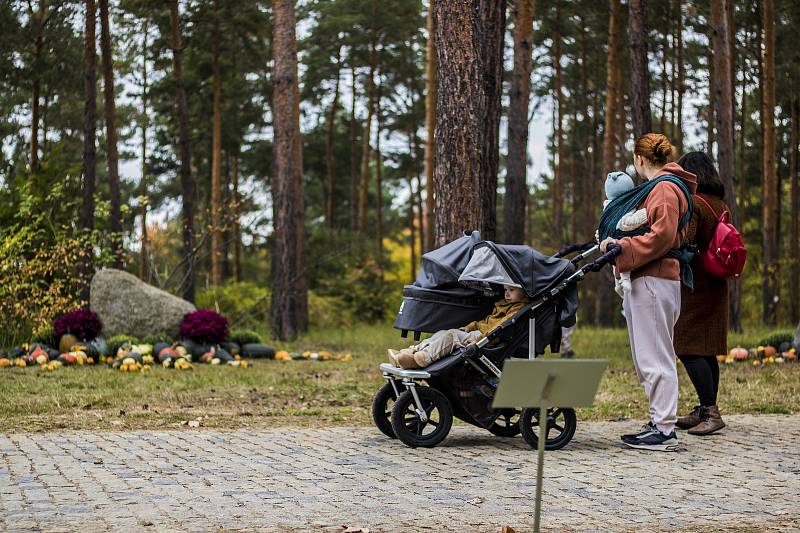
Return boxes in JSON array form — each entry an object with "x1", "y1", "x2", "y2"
[
  {"x1": 763, "y1": 346, "x2": 777, "y2": 358},
  {"x1": 729, "y1": 347, "x2": 749, "y2": 361}
]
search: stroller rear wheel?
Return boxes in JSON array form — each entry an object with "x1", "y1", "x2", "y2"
[
  {"x1": 488, "y1": 409, "x2": 522, "y2": 437},
  {"x1": 372, "y1": 380, "x2": 402, "y2": 438},
  {"x1": 391, "y1": 387, "x2": 453, "y2": 448},
  {"x1": 519, "y1": 407, "x2": 577, "y2": 450}
]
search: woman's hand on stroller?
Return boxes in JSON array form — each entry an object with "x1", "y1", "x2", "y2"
[{"x1": 599, "y1": 237, "x2": 619, "y2": 253}]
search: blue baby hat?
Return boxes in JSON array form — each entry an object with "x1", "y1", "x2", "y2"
[{"x1": 605, "y1": 171, "x2": 635, "y2": 201}]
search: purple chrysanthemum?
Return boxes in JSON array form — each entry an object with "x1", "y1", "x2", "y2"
[
  {"x1": 53, "y1": 309, "x2": 103, "y2": 341},
  {"x1": 179, "y1": 309, "x2": 229, "y2": 344}
]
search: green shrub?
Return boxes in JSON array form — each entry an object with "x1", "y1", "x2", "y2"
[
  {"x1": 197, "y1": 282, "x2": 270, "y2": 331},
  {"x1": 758, "y1": 331, "x2": 795, "y2": 348},
  {"x1": 229, "y1": 329, "x2": 262, "y2": 345},
  {"x1": 198, "y1": 282, "x2": 357, "y2": 332},
  {"x1": 31, "y1": 325, "x2": 57, "y2": 348},
  {"x1": 106, "y1": 335, "x2": 139, "y2": 358}
]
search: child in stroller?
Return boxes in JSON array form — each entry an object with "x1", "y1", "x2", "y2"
[{"x1": 387, "y1": 285, "x2": 528, "y2": 369}]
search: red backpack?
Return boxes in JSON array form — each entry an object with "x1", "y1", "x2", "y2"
[{"x1": 694, "y1": 195, "x2": 747, "y2": 279}]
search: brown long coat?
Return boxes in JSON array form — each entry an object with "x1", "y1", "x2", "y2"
[{"x1": 673, "y1": 193, "x2": 729, "y2": 356}]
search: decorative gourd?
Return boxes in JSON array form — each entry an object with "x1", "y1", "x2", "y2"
[{"x1": 730, "y1": 347, "x2": 748, "y2": 361}]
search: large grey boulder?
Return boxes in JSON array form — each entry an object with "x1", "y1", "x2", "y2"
[{"x1": 90, "y1": 268, "x2": 196, "y2": 338}]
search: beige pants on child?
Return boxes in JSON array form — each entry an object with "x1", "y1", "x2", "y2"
[
  {"x1": 411, "y1": 329, "x2": 482, "y2": 363},
  {"x1": 622, "y1": 276, "x2": 681, "y2": 435}
]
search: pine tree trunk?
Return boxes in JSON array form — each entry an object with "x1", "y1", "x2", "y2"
[
  {"x1": 30, "y1": 1, "x2": 44, "y2": 173},
  {"x1": 168, "y1": 0, "x2": 196, "y2": 303},
  {"x1": 599, "y1": 0, "x2": 622, "y2": 327},
  {"x1": 790, "y1": 95, "x2": 799, "y2": 325},
  {"x1": 707, "y1": 46, "x2": 715, "y2": 153},
  {"x1": 80, "y1": 0, "x2": 97, "y2": 305},
  {"x1": 675, "y1": 0, "x2": 684, "y2": 153},
  {"x1": 628, "y1": 0, "x2": 652, "y2": 139},
  {"x1": 139, "y1": 21, "x2": 150, "y2": 283},
  {"x1": 349, "y1": 67, "x2": 359, "y2": 231},
  {"x1": 210, "y1": 0, "x2": 223, "y2": 286},
  {"x1": 478, "y1": 0, "x2": 506, "y2": 243},
  {"x1": 424, "y1": 6, "x2": 436, "y2": 251},
  {"x1": 659, "y1": 21, "x2": 669, "y2": 133},
  {"x1": 292, "y1": 60, "x2": 308, "y2": 332},
  {"x1": 504, "y1": 0, "x2": 534, "y2": 245},
  {"x1": 711, "y1": 0, "x2": 741, "y2": 332},
  {"x1": 374, "y1": 86, "x2": 383, "y2": 256},
  {"x1": 711, "y1": 1, "x2": 737, "y2": 219},
  {"x1": 271, "y1": 0, "x2": 304, "y2": 340},
  {"x1": 761, "y1": 0, "x2": 778, "y2": 326},
  {"x1": 408, "y1": 176, "x2": 416, "y2": 282},
  {"x1": 358, "y1": 1, "x2": 378, "y2": 234},
  {"x1": 139, "y1": 21, "x2": 149, "y2": 283},
  {"x1": 98, "y1": 0, "x2": 123, "y2": 269},
  {"x1": 231, "y1": 155, "x2": 242, "y2": 283},
  {"x1": 325, "y1": 49, "x2": 341, "y2": 229},
  {"x1": 552, "y1": 0, "x2": 564, "y2": 244},
  {"x1": 432, "y1": 0, "x2": 505, "y2": 246}
]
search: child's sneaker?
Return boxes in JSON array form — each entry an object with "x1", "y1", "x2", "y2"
[
  {"x1": 398, "y1": 350, "x2": 421, "y2": 369},
  {"x1": 622, "y1": 425, "x2": 680, "y2": 452}
]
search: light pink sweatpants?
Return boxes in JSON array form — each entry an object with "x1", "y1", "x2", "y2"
[
  {"x1": 622, "y1": 276, "x2": 681, "y2": 434},
  {"x1": 410, "y1": 329, "x2": 482, "y2": 363}
]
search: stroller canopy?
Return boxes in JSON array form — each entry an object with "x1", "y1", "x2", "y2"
[
  {"x1": 413, "y1": 230, "x2": 483, "y2": 291},
  {"x1": 458, "y1": 241, "x2": 573, "y2": 298}
]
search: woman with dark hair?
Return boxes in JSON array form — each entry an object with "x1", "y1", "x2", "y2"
[{"x1": 673, "y1": 151, "x2": 729, "y2": 435}]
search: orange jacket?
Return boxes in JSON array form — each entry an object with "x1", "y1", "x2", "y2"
[{"x1": 615, "y1": 162, "x2": 698, "y2": 281}]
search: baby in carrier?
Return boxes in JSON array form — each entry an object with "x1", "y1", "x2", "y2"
[
  {"x1": 388, "y1": 285, "x2": 528, "y2": 369},
  {"x1": 605, "y1": 171, "x2": 648, "y2": 297}
]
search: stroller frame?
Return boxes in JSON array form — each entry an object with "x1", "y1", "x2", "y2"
[{"x1": 375, "y1": 243, "x2": 621, "y2": 449}]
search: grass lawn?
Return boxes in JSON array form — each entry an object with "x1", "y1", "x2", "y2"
[{"x1": 0, "y1": 324, "x2": 797, "y2": 433}]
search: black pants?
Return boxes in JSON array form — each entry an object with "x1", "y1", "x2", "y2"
[{"x1": 678, "y1": 355, "x2": 719, "y2": 406}]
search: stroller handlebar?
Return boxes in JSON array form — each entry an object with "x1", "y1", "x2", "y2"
[
  {"x1": 554, "y1": 241, "x2": 596, "y2": 258},
  {"x1": 590, "y1": 244, "x2": 622, "y2": 271}
]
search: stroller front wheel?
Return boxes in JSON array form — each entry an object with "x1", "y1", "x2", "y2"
[
  {"x1": 372, "y1": 380, "x2": 402, "y2": 438},
  {"x1": 519, "y1": 407, "x2": 577, "y2": 450},
  {"x1": 391, "y1": 387, "x2": 453, "y2": 448}
]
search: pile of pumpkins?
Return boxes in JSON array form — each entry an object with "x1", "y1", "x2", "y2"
[
  {"x1": 0, "y1": 339, "x2": 100, "y2": 371},
  {"x1": 719, "y1": 342, "x2": 798, "y2": 366},
  {"x1": 274, "y1": 350, "x2": 353, "y2": 362},
  {"x1": 0, "y1": 334, "x2": 276, "y2": 373}
]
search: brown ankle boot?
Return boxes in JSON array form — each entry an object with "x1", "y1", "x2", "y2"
[
  {"x1": 677, "y1": 405, "x2": 704, "y2": 429},
  {"x1": 688, "y1": 405, "x2": 725, "y2": 435}
]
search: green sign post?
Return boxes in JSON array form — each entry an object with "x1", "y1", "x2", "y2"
[{"x1": 492, "y1": 359, "x2": 607, "y2": 533}]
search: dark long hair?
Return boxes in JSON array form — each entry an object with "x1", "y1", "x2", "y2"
[{"x1": 677, "y1": 151, "x2": 726, "y2": 199}]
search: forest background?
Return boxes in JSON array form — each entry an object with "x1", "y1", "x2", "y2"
[{"x1": 0, "y1": 0, "x2": 797, "y2": 345}]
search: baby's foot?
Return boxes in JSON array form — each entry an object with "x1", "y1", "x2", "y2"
[{"x1": 413, "y1": 351, "x2": 432, "y2": 367}]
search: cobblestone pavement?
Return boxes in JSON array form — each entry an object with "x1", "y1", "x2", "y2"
[{"x1": 1, "y1": 415, "x2": 798, "y2": 532}]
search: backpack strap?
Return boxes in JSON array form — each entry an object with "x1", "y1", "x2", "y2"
[{"x1": 694, "y1": 194, "x2": 721, "y2": 220}]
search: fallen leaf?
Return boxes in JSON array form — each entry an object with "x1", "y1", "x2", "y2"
[
  {"x1": 466, "y1": 497, "x2": 483, "y2": 506},
  {"x1": 501, "y1": 526, "x2": 517, "y2": 533},
  {"x1": 110, "y1": 420, "x2": 123, "y2": 427}
]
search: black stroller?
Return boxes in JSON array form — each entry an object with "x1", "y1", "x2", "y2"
[{"x1": 372, "y1": 231, "x2": 620, "y2": 449}]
